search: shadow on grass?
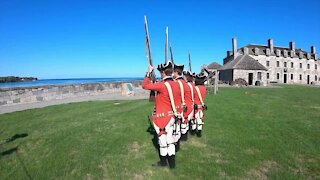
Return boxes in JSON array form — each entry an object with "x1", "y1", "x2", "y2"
[
  {"x1": 146, "y1": 116, "x2": 159, "y2": 154},
  {"x1": 6, "y1": 133, "x2": 28, "y2": 143},
  {"x1": 1, "y1": 147, "x2": 18, "y2": 156},
  {"x1": 0, "y1": 133, "x2": 29, "y2": 146},
  {"x1": 0, "y1": 134, "x2": 33, "y2": 179}
]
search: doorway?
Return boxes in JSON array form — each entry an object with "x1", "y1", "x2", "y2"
[
  {"x1": 248, "y1": 73, "x2": 253, "y2": 85},
  {"x1": 284, "y1": 74, "x2": 287, "y2": 83},
  {"x1": 307, "y1": 75, "x2": 310, "y2": 84}
]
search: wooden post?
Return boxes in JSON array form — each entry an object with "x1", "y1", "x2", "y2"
[{"x1": 214, "y1": 70, "x2": 218, "y2": 95}]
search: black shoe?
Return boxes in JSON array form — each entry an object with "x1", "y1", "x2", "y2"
[
  {"x1": 196, "y1": 130, "x2": 202, "y2": 137},
  {"x1": 152, "y1": 155, "x2": 167, "y2": 167},
  {"x1": 175, "y1": 141, "x2": 180, "y2": 152},
  {"x1": 168, "y1": 155, "x2": 176, "y2": 169},
  {"x1": 181, "y1": 133, "x2": 188, "y2": 141},
  {"x1": 190, "y1": 129, "x2": 195, "y2": 135}
]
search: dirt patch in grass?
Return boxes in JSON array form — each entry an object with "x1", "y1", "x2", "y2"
[
  {"x1": 133, "y1": 174, "x2": 144, "y2": 180},
  {"x1": 85, "y1": 173, "x2": 94, "y2": 180},
  {"x1": 246, "y1": 161, "x2": 279, "y2": 180},
  {"x1": 244, "y1": 148, "x2": 261, "y2": 155},
  {"x1": 310, "y1": 106, "x2": 320, "y2": 109},
  {"x1": 207, "y1": 149, "x2": 227, "y2": 164},
  {"x1": 98, "y1": 160, "x2": 110, "y2": 179},
  {"x1": 131, "y1": 141, "x2": 141, "y2": 153},
  {"x1": 245, "y1": 91, "x2": 256, "y2": 95},
  {"x1": 290, "y1": 154, "x2": 319, "y2": 178},
  {"x1": 188, "y1": 138, "x2": 207, "y2": 148}
]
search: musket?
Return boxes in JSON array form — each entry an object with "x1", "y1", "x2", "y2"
[
  {"x1": 144, "y1": 15, "x2": 156, "y2": 101},
  {"x1": 169, "y1": 43, "x2": 174, "y2": 64},
  {"x1": 165, "y1": 26, "x2": 169, "y2": 63},
  {"x1": 188, "y1": 50, "x2": 192, "y2": 72}
]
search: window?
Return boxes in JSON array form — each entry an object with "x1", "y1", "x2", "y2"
[
  {"x1": 266, "y1": 61, "x2": 270, "y2": 67},
  {"x1": 284, "y1": 62, "x2": 287, "y2": 67},
  {"x1": 291, "y1": 74, "x2": 293, "y2": 80},
  {"x1": 316, "y1": 64, "x2": 317, "y2": 70},
  {"x1": 258, "y1": 72, "x2": 262, "y2": 80},
  {"x1": 277, "y1": 73, "x2": 280, "y2": 79},
  {"x1": 267, "y1": 73, "x2": 269, "y2": 79},
  {"x1": 300, "y1": 74, "x2": 302, "y2": 80},
  {"x1": 277, "y1": 61, "x2": 280, "y2": 67},
  {"x1": 291, "y1": 62, "x2": 294, "y2": 68},
  {"x1": 307, "y1": 64, "x2": 310, "y2": 69},
  {"x1": 300, "y1": 63, "x2": 302, "y2": 68},
  {"x1": 316, "y1": 75, "x2": 318, "y2": 81}
]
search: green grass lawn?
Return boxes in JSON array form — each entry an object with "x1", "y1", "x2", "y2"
[{"x1": 0, "y1": 85, "x2": 319, "y2": 179}]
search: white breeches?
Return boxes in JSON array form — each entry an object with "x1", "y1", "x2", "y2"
[
  {"x1": 192, "y1": 110, "x2": 204, "y2": 131},
  {"x1": 153, "y1": 117, "x2": 175, "y2": 156},
  {"x1": 181, "y1": 111, "x2": 193, "y2": 134},
  {"x1": 172, "y1": 118, "x2": 181, "y2": 143}
]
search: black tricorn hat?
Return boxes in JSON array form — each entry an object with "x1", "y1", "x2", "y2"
[
  {"x1": 183, "y1": 70, "x2": 196, "y2": 77},
  {"x1": 157, "y1": 61, "x2": 173, "y2": 72},
  {"x1": 195, "y1": 72, "x2": 207, "y2": 85},
  {"x1": 195, "y1": 72, "x2": 207, "y2": 81},
  {"x1": 173, "y1": 63, "x2": 184, "y2": 72},
  {"x1": 183, "y1": 70, "x2": 192, "y2": 76}
]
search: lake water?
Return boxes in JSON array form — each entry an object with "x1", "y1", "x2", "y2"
[{"x1": 0, "y1": 77, "x2": 144, "y2": 89}]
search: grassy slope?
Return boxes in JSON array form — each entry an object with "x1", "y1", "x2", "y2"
[{"x1": 0, "y1": 85, "x2": 319, "y2": 179}]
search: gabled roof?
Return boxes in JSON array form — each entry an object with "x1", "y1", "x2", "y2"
[
  {"x1": 219, "y1": 55, "x2": 268, "y2": 71},
  {"x1": 206, "y1": 62, "x2": 222, "y2": 69}
]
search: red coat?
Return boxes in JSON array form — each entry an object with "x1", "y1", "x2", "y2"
[
  {"x1": 194, "y1": 85, "x2": 207, "y2": 105},
  {"x1": 174, "y1": 77, "x2": 185, "y2": 114},
  {"x1": 142, "y1": 76, "x2": 181, "y2": 134},
  {"x1": 194, "y1": 85, "x2": 207, "y2": 119},
  {"x1": 184, "y1": 81, "x2": 195, "y2": 122}
]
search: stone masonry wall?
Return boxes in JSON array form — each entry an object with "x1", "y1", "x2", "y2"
[
  {"x1": 252, "y1": 55, "x2": 320, "y2": 84},
  {"x1": 0, "y1": 81, "x2": 142, "y2": 106}
]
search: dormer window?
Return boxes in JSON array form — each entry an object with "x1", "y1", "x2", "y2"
[
  {"x1": 276, "y1": 49, "x2": 281, "y2": 57},
  {"x1": 283, "y1": 50, "x2": 288, "y2": 58},
  {"x1": 290, "y1": 50, "x2": 294, "y2": 58},
  {"x1": 266, "y1": 49, "x2": 270, "y2": 56},
  {"x1": 299, "y1": 52, "x2": 303, "y2": 59},
  {"x1": 254, "y1": 48, "x2": 259, "y2": 56},
  {"x1": 307, "y1": 53, "x2": 311, "y2": 59}
]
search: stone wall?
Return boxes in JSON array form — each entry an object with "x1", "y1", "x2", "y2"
[
  {"x1": 219, "y1": 69, "x2": 233, "y2": 83},
  {"x1": 253, "y1": 55, "x2": 320, "y2": 84},
  {"x1": 233, "y1": 69, "x2": 267, "y2": 86},
  {"x1": 0, "y1": 81, "x2": 142, "y2": 106}
]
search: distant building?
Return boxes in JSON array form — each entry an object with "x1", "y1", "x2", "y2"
[
  {"x1": 219, "y1": 38, "x2": 320, "y2": 85},
  {"x1": 202, "y1": 62, "x2": 222, "y2": 86},
  {"x1": 205, "y1": 62, "x2": 222, "y2": 71}
]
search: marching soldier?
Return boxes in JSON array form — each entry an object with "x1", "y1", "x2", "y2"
[
  {"x1": 172, "y1": 63, "x2": 185, "y2": 149},
  {"x1": 182, "y1": 70, "x2": 196, "y2": 139},
  {"x1": 192, "y1": 73, "x2": 207, "y2": 137},
  {"x1": 142, "y1": 61, "x2": 180, "y2": 169}
]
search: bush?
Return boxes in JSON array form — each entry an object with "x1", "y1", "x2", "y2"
[{"x1": 230, "y1": 78, "x2": 248, "y2": 86}]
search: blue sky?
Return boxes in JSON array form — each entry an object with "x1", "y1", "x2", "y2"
[{"x1": 1, "y1": 0, "x2": 319, "y2": 79}]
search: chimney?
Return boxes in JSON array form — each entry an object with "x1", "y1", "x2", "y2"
[
  {"x1": 268, "y1": 39, "x2": 274, "y2": 53},
  {"x1": 311, "y1": 46, "x2": 316, "y2": 54},
  {"x1": 244, "y1": 47, "x2": 249, "y2": 55},
  {"x1": 290, "y1": 41, "x2": 295, "y2": 51},
  {"x1": 232, "y1": 37, "x2": 238, "y2": 59}
]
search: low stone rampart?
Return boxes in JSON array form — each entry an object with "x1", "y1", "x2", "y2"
[{"x1": 0, "y1": 81, "x2": 142, "y2": 106}]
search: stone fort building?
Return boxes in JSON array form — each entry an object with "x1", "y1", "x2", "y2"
[{"x1": 219, "y1": 38, "x2": 320, "y2": 86}]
